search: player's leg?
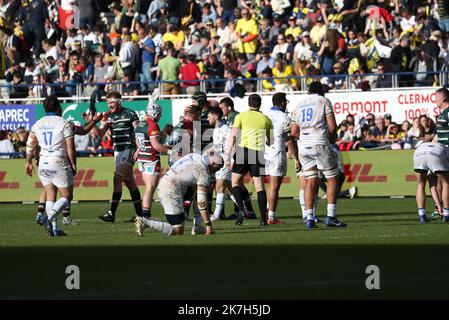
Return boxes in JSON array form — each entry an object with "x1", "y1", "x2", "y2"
[
  {"x1": 142, "y1": 173, "x2": 159, "y2": 218},
  {"x1": 231, "y1": 171, "x2": 246, "y2": 224},
  {"x1": 428, "y1": 174, "x2": 443, "y2": 217},
  {"x1": 415, "y1": 170, "x2": 430, "y2": 222},
  {"x1": 35, "y1": 189, "x2": 46, "y2": 225},
  {"x1": 123, "y1": 166, "x2": 143, "y2": 219},
  {"x1": 267, "y1": 175, "x2": 284, "y2": 224},
  {"x1": 252, "y1": 175, "x2": 268, "y2": 226},
  {"x1": 319, "y1": 145, "x2": 346, "y2": 228},
  {"x1": 437, "y1": 172, "x2": 449, "y2": 223},
  {"x1": 136, "y1": 179, "x2": 184, "y2": 236},
  {"x1": 211, "y1": 178, "x2": 226, "y2": 221}
]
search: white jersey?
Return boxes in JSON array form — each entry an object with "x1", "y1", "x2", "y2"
[
  {"x1": 164, "y1": 153, "x2": 210, "y2": 191},
  {"x1": 213, "y1": 121, "x2": 230, "y2": 158},
  {"x1": 31, "y1": 115, "x2": 74, "y2": 159},
  {"x1": 292, "y1": 94, "x2": 334, "y2": 146},
  {"x1": 264, "y1": 108, "x2": 291, "y2": 153}
]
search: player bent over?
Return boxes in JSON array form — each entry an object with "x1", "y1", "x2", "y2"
[
  {"x1": 134, "y1": 96, "x2": 171, "y2": 218},
  {"x1": 413, "y1": 142, "x2": 449, "y2": 223},
  {"x1": 25, "y1": 96, "x2": 77, "y2": 236},
  {"x1": 135, "y1": 153, "x2": 222, "y2": 236}
]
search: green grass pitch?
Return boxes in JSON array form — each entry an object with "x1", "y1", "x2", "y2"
[{"x1": 0, "y1": 198, "x2": 448, "y2": 299}]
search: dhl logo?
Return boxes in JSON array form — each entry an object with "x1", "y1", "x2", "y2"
[{"x1": 0, "y1": 172, "x2": 19, "y2": 189}]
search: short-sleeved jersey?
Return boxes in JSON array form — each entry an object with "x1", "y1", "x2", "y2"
[
  {"x1": 101, "y1": 107, "x2": 138, "y2": 152},
  {"x1": 437, "y1": 107, "x2": 449, "y2": 147},
  {"x1": 292, "y1": 94, "x2": 334, "y2": 146},
  {"x1": 213, "y1": 121, "x2": 231, "y2": 158},
  {"x1": 225, "y1": 111, "x2": 239, "y2": 126},
  {"x1": 265, "y1": 108, "x2": 291, "y2": 153},
  {"x1": 31, "y1": 115, "x2": 73, "y2": 159},
  {"x1": 233, "y1": 110, "x2": 273, "y2": 151},
  {"x1": 165, "y1": 153, "x2": 210, "y2": 190},
  {"x1": 134, "y1": 117, "x2": 161, "y2": 163}
]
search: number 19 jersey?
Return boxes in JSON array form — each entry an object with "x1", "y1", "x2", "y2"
[{"x1": 292, "y1": 94, "x2": 334, "y2": 146}]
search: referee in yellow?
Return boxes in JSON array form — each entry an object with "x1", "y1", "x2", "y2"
[{"x1": 224, "y1": 94, "x2": 273, "y2": 226}]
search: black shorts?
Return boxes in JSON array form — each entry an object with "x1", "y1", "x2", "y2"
[
  {"x1": 165, "y1": 213, "x2": 186, "y2": 226},
  {"x1": 232, "y1": 147, "x2": 266, "y2": 177}
]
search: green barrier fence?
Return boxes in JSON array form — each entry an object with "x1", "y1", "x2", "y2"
[
  {"x1": 0, "y1": 150, "x2": 417, "y2": 202},
  {"x1": 36, "y1": 100, "x2": 173, "y2": 130}
]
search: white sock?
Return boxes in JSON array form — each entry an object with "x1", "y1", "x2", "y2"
[
  {"x1": 143, "y1": 218, "x2": 173, "y2": 235},
  {"x1": 305, "y1": 209, "x2": 313, "y2": 221},
  {"x1": 229, "y1": 194, "x2": 237, "y2": 205},
  {"x1": 327, "y1": 204, "x2": 336, "y2": 217},
  {"x1": 49, "y1": 197, "x2": 69, "y2": 222},
  {"x1": 213, "y1": 193, "x2": 226, "y2": 217},
  {"x1": 443, "y1": 208, "x2": 449, "y2": 217},
  {"x1": 418, "y1": 208, "x2": 426, "y2": 216},
  {"x1": 45, "y1": 201, "x2": 55, "y2": 216},
  {"x1": 299, "y1": 189, "x2": 305, "y2": 218},
  {"x1": 268, "y1": 210, "x2": 275, "y2": 220}
]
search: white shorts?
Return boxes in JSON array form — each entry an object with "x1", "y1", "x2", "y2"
[
  {"x1": 158, "y1": 176, "x2": 185, "y2": 216},
  {"x1": 265, "y1": 150, "x2": 287, "y2": 177},
  {"x1": 215, "y1": 166, "x2": 231, "y2": 180},
  {"x1": 114, "y1": 149, "x2": 135, "y2": 169},
  {"x1": 413, "y1": 146, "x2": 449, "y2": 173},
  {"x1": 38, "y1": 157, "x2": 73, "y2": 188},
  {"x1": 138, "y1": 160, "x2": 161, "y2": 176},
  {"x1": 299, "y1": 144, "x2": 338, "y2": 172}
]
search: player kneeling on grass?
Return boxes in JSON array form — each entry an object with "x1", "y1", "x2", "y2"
[
  {"x1": 134, "y1": 91, "x2": 171, "y2": 219},
  {"x1": 413, "y1": 142, "x2": 449, "y2": 223},
  {"x1": 135, "y1": 152, "x2": 222, "y2": 236},
  {"x1": 25, "y1": 96, "x2": 77, "y2": 237}
]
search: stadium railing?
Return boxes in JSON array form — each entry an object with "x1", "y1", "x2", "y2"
[{"x1": 0, "y1": 70, "x2": 447, "y2": 104}]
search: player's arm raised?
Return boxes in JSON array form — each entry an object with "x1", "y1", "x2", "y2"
[
  {"x1": 75, "y1": 112, "x2": 103, "y2": 135},
  {"x1": 25, "y1": 131, "x2": 38, "y2": 176},
  {"x1": 196, "y1": 185, "x2": 214, "y2": 235}
]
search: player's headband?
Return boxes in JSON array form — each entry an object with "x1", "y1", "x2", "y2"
[{"x1": 107, "y1": 98, "x2": 121, "y2": 103}]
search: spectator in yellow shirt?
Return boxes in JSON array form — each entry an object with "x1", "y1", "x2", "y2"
[
  {"x1": 272, "y1": 58, "x2": 298, "y2": 90},
  {"x1": 235, "y1": 8, "x2": 259, "y2": 60},
  {"x1": 162, "y1": 25, "x2": 185, "y2": 51}
]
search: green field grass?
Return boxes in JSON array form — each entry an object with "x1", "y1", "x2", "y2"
[{"x1": 0, "y1": 198, "x2": 448, "y2": 299}]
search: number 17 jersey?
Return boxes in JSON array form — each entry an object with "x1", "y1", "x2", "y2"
[{"x1": 292, "y1": 94, "x2": 334, "y2": 146}]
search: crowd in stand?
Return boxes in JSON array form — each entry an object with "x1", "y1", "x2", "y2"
[
  {"x1": 0, "y1": 0, "x2": 448, "y2": 100},
  {"x1": 336, "y1": 112, "x2": 437, "y2": 150}
]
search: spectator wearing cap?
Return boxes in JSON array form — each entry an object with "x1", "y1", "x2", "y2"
[
  {"x1": 157, "y1": 41, "x2": 181, "y2": 95},
  {"x1": 272, "y1": 33, "x2": 294, "y2": 62},
  {"x1": 285, "y1": 15, "x2": 302, "y2": 40},
  {"x1": 204, "y1": 54, "x2": 225, "y2": 93},
  {"x1": 256, "y1": 47, "x2": 275, "y2": 77},
  {"x1": 309, "y1": 14, "x2": 327, "y2": 46},
  {"x1": 105, "y1": 31, "x2": 122, "y2": 64},
  {"x1": 235, "y1": 8, "x2": 259, "y2": 60},
  {"x1": 293, "y1": 31, "x2": 313, "y2": 63},
  {"x1": 269, "y1": 16, "x2": 286, "y2": 46},
  {"x1": 179, "y1": 54, "x2": 201, "y2": 94}
]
